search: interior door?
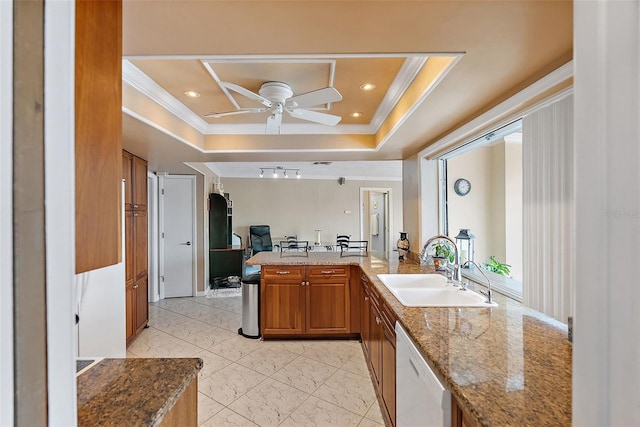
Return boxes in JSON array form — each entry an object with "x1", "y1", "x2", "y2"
[{"x1": 161, "y1": 175, "x2": 195, "y2": 298}]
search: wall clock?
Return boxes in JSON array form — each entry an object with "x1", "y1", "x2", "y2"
[{"x1": 454, "y1": 178, "x2": 471, "y2": 196}]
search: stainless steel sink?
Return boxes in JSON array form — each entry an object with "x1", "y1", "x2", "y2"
[{"x1": 377, "y1": 274, "x2": 497, "y2": 307}]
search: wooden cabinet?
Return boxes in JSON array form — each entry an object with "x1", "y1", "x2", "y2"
[
  {"x1": 123, "y1": 151, "x2": 148, "y2": 345},
  {"x1": 360, "y1": 270, "x2": 397, "y2": 427},
  {"x1": 123, "y1": 151, "x2": 147, "y2": 211},
  {"x1": 75, "y1": 0, "x2": 122, "y2": 274},
  {"x1": 261, "y1": 265, "x2": 351, "y2": 338},
  {"x1": 452, "y1": 394, "x2": 478, "y2": 427}
]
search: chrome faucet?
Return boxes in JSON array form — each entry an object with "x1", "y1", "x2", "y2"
[
  {"x1": 420, "y1": 235, "x2": 461, "y2": 281},
  {"x1": 462, "y1": 260, "x2": 493, "y2": 304}
]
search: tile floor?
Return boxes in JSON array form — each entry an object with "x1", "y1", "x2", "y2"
[{"x1": 127, "y1": 289, "x2": 385, "y2": 426}]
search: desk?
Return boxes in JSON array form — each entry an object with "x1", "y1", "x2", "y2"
[{"x1": 209, "y1": 245, "x2": 245, "y2": 286}]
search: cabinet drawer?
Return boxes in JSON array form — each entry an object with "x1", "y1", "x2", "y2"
[
  {"x1": 262, "y1": 266, "x2": 305, "y2": 281},
  {"x1": 381, "y1": 302, "x2": 397, "y2": 335},
  {"x1": 307, "y1": 265, "x2": 350, "y2": 279}
]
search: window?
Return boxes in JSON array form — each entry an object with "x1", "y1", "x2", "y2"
[{"x1": 439, "y1": 120, "x2": 523, "y2": 300}]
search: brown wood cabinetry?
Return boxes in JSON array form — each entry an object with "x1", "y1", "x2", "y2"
[
  {"x1": 360, "y1": 270, "x2": 397, "y2": 427},
  {"x1": 452, "y1": 394, "x2": 478, "y2": 427},
  {"x1": 123, "y1": 151, "x2": 148, "y2": 345},
  {"x1": 75, "y1": 0, "x2": 122, "y2": 274},
  {"x1": 261, "y1": 265, "x2": 351, "y2": 338}
]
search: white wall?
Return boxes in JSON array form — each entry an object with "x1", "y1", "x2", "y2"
[
  {"x1": 0, "y1": 1, "x2": 13, "y2": 423},
  {"x1": 221, "y1": 177, "x2": 402, "y2": 251},
  {"x1": 44, "y1": 1, "x2": 77, "y2": 424}
]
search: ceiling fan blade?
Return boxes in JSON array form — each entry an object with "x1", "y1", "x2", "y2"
[
  {"x1": 204, "y1": 108, "x2": 267, "y2": 118},
  {"x1": 265, "y1": 111, "x2": 283, "y2": 134},
  {"x1": 286, "y1": 87, "x2": 343, "y2": 109},
  {"x1": 221, "y1": 82, "x2": 272, "y2": 107},
  {"x1": 287, "y1": 108, "x2": 342, "y2": 126}
]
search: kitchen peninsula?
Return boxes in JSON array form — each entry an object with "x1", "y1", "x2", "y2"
[{"x1": 247, "y1": 252, "x2": 571, "y2": 426}]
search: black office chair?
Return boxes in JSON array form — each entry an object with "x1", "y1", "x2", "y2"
[{"x1": 249, "y1": 225, "x2": 273, "y2": 256}]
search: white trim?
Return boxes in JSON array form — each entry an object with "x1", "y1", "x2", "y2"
[
  {"x1": 0, "y1": 0, "x2": 13, "y2": 423},
  {"x1": 205, "y1": 122, "x2": 374, "y2": 135},
  {"x1": 158, "y1": 175, "x2": 198, "y2": 299},
  {"x1": 419, "y1": 61, "x2": 573, "y2": 160},
  {"x1": 359, "y1": 187, "x2": 393, "y2": 254},
  {"x1": 123, "y1": 52, "x2": 461, "y2": 61},
  {"x1": 147, "y1": 173, "x2": 160, "y2": 302},
  {"x1": 44, "y1": 1, "x2": 77, "y2": 424}
]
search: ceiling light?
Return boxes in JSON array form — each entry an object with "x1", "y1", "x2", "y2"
[
  {"x1": 351, "y1": 112, "x2": 363, "y2": 118},
  {"x1": 296, "y1": 171, "x2": 301, "y2": 179},
  {"x1": 257, "y1": 167, "x2": 301, "y2": 179},
  {"x1": 183, "y1": 90, "x2": 201, "y2": 98},
  {"x1": 259, "y1": 169, "x2": 264, "y2": 178},
  {"x1": 284, "y1": 170, "x2": 288, "y2": 178},
  {"x1": 360, "y1": 83, "x2": 376, "y2": 91},
  {"x1": 273, "y1": 170, "x2": 278, "y2": 178}
]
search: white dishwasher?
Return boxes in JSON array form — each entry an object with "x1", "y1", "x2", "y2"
[{"x1": 396, "y1": 322, "x2": 451, "y2": 427}]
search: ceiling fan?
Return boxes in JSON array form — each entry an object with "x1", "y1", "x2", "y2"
[{"x1": 204, "y1": 81, "x2": 343, "y2": 134}]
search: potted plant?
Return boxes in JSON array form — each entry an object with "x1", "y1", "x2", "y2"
[
  {"x1": 484, "y1": 256, "x2": 511, "y2": 276},
  {"x1": 431, "y1": 242, "x2": 454, "y2": 271}
]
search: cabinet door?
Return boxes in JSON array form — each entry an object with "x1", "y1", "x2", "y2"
[
  {"x1": 369, "y1": 302, "x2": 382, "y2": 385},
  {"x1": 261, "y1": 282, "x2": 305, "y2": 335},
  {"x1": 361, "y1": 276, "x2": 371, "y2": 354},
  {"x1": 305, "y1": 278, "x2": 350, "y2": 334},
  {"x1": 125, "y1": 281, "x2": 135, "y2": 343},
  {"x1": 133, "y1": 210, "x2": 148, "y2": 279},
  {"x1": 124, "y1": 210, "x2": 134, "y2": 286},
  {"x1": 134, "y1": 276, "x2": 148, "y2": 333},
  {"x1": 261, "y1": 267, "x2": 305, "y2": 336},
  {"x1": 382, "y1": 322, "x2": 396, "y2": 426},
  {"x1": 122, "y1": 151, "x2": 133, "y2": 209},
  {"x1": 132, "y1": 155, "x2": 147, "y2": 210}
]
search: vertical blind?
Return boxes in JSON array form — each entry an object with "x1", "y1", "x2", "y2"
[{"x1": 523, "y1": 94, "x2": 574, "y2": 322}]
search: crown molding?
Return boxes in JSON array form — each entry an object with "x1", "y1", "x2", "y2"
[
  {"x1": 122, "y1": 60, "x2": 209, "y2": 133},
  {"x1": 205, "y1": 123, "x2": 373, "y2": 135}
]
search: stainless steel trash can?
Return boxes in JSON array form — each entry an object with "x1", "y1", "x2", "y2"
[{"x1": 238, "y1": 273, "x2": 260, "y2": 339}]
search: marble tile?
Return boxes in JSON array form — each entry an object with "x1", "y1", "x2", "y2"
[
  {"x1": 147, "y1": 312, "x2": 191, "y2": 330},
  {"x1": 227, "y1": 378, "x2": 309, "y2": 426},
  {"x1": 341, "y1": 350, "x2": 371, "y2": 378},
  {"x1": 148, "y1": 304, "x2": 173, "y2": 320},
  {"x1": 194, "y1": 350, "x2": 233, "y2": 380},
  {"x1": 209, "y1": 335, "x2": 264, "y2": 361},
  {"x1": 271, "y1": 355, "x2": 338, "y2": 394},
  {"x1": 237, "y1": 346, "x2": 299, "y2": 376},
  {"x1": 302, "y1": 340, "x2": 359, "y2": 368},
  {"x1": 199, "y1": 363, "x2": 266, "y2": 406},
  {"x1": 363, "y1": 401, "x2": 385, "y2": 424},
  {"x1": 198, "y1": 391, "x2": 224, "y2": 425},
  {"x1": 200, "y1": 311, "x2": 242, "y2": 332},
  {"x1": 280, "y1": 396, "x2": 362, "y2": 427},
  {"x1": 260, "y1": 339, "x2": 320, "y2": 355},
  {"x1": 125, "y1": 350, "x2": 139, "y2": 358},
  {"x1": 127, "y1": 328, "x2": 177, "y2": 357},
  {"x1": 313, "y1": 369, "x2": 377, "y2": 416},
  {"x1": 357, "y1": 418, "x2": 385, "y2": 427},
  {"x1": 200, "y1": 408, "x2": 257, "y2": 427},
  {"x1": 183, "y1": 326, "x2": 238, "y2": 350},
  {"x1": 154, "y1": 318, "x2": 211, "y2": 339}
]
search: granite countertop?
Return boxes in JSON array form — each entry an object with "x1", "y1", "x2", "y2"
[
  {"x1": 77, "y1": 358, "x2": 203, "y2": 426},
  {"x1": 248, "y1": 251, "x2": 572, "y2": 426}
]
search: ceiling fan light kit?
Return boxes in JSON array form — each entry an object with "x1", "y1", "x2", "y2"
[{"x1": 204, "y1": 81, "x2": 343, "y2": 135}]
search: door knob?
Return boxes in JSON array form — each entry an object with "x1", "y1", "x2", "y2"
[{"x1": 185, "y1": 241, "x2": 191, "y2": 246}]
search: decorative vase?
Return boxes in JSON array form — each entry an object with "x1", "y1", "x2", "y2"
[
  {"x1": 433, "y1": 256, "x2": 448, "y2": 271},
  {"x1": 397, "y1": 232, "x2": 410, "y2": 260}
]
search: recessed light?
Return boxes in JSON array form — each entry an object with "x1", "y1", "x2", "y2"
[
  {"x1": 351, "y1": 112, "x2": 363, "y2": 118},
  {"x1": 183, "y1": 90, "x2": 201, "y2": 98},
  {"x1": 360, "y1": 83, "x2": 376, "y2": 91}
]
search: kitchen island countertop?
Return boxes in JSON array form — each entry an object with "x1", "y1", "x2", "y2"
[
  {"x1": 77, "y1": 357, "x2": 202, "y2": 426},
  {"x1": 248, "y1": 251, "x2": 571, "y2": 426}
]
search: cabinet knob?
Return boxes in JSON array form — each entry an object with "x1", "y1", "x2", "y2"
[
  {"x1": 321, "y1": 270, "x2": 335, "y2": 274},
  {"x1": 276, "y1": 271, "x2": 290, "y2": 275},
  {"x1": 364, "y1": 296, "x2": 369, "y2": 301},
  {"x1": 133, "y1": 213, "x2": 138, "y2": 217},
  {"x1": 133, "y1": 204, "x2": 138, "y2": 208},
  {"x1": 376, "y1": 316, "x2": 381, "y2": 325}
]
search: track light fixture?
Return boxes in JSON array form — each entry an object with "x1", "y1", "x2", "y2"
[{"x1": 257, "y1": 166, "x2": 302, "y2": 179}]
